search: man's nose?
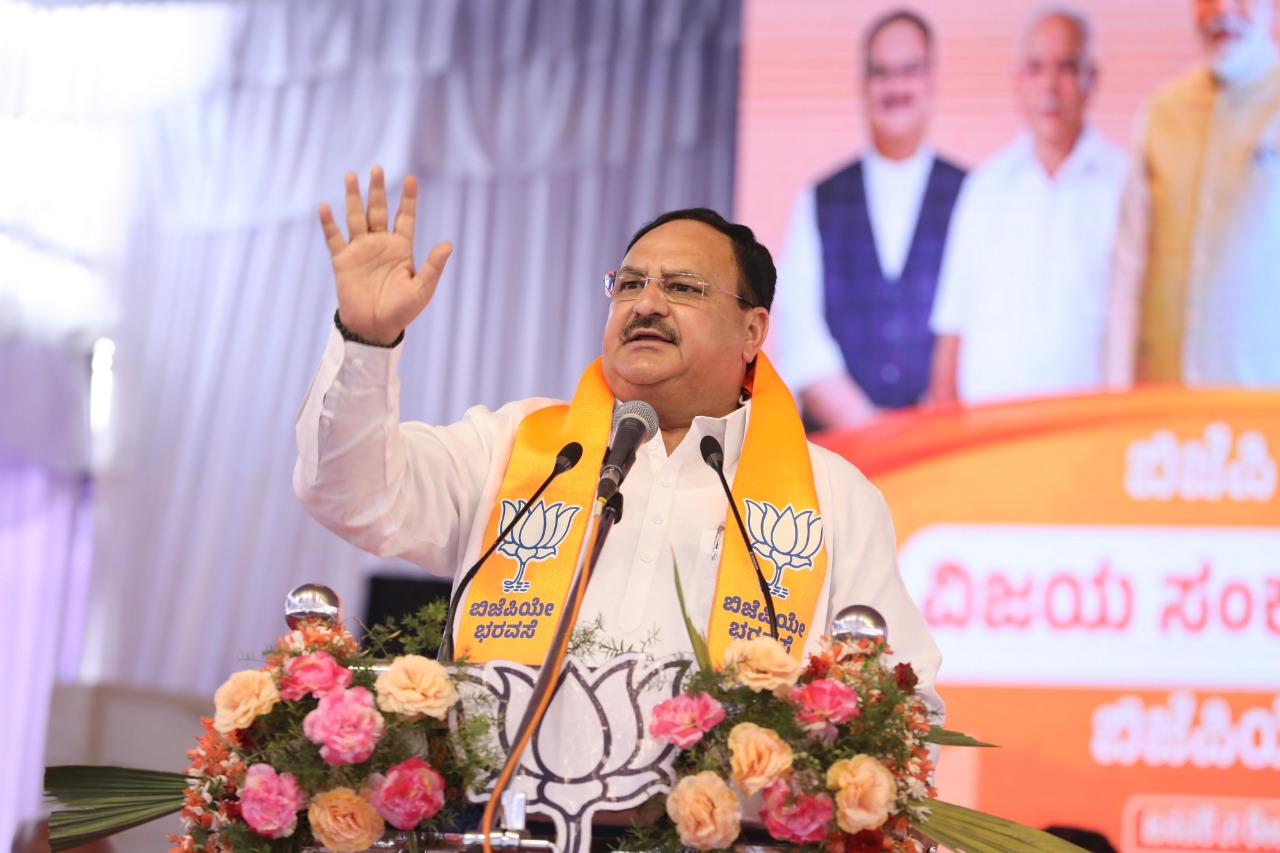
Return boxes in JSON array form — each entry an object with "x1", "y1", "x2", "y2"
[
  {"x1": 1200, "y1": 0, "x2": 1239, "y2": 17},
  {"x1": 632, "y1": 280, "x2": 671, "y2": 314}
]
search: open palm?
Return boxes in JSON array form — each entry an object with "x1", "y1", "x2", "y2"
[{"x1": 319, "y1": 166, "x2": 452, "y2": 345}]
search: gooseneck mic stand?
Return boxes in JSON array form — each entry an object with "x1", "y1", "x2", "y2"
[
  {"x1": 700, "y1": 435, "x2": 778, "y2": 641},
  {"x1": 477, "y1": 491, "x2": 624, "y2": 853},
  {"x1": 438, "y1": 442, "x2": 583, "y2": 662}
]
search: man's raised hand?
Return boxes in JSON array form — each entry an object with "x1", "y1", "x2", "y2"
[{"x1": 318, "y1": 166, "x2": 453, "y2": 346}]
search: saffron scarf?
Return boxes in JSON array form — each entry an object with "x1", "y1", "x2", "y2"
[{"x1": 454, "y1": 353, "x2": 828, "y2": 664}]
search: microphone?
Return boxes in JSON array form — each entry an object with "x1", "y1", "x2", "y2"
[
  {"x1": 700, "y1": 434, "x2": 779, "y2": 640},
  {"x1": 596, "y1": 401, "x2": 660, "y2": 503},
  {"x1": 437, "y1": 441, "x2": 583, "y2": 661},
  {"x1": 550, "y1": 442, "x2": 584, "y2": 476}
]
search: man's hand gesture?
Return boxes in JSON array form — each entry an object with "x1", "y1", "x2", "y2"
[{"x1": 318, "y1": 166, "x2": 452, "y2": 346}]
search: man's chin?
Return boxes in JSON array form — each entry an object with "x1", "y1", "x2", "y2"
[
  {"x1": 870, "y1": 120, "x2": 926, "y2": 149},
  {"x1": 603, "y1": 357, "x2": 674, "y2": 392}
]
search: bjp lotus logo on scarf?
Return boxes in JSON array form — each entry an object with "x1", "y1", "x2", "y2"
[
  {"x1": 497, "y1": 499, "x2": 581, "y2": 593},
  {"x1": 743, "y1": 500, "x2": 824, "y2": 600}
]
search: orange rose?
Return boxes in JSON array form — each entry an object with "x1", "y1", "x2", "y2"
[
  {"x1": 727, "y1": 722, "x2": 793, "y2": 796},
  {"x1": 375, "y1": 655, "x2": 459, "y2": 721},
  {"x1": 308, "y1": 788, "x2": 385, "y2": 853},
  {"x1": 666, "y1": 772, "x2": 742, "y2": 850},
  {"x1": 721, "y1": 636, "x2": 803, "y2": 693},
  {"x1": 825, "y1": 755, "x2": 897, "y2": 833},
  {"x1": 213, "y1": 670, "x2": 279, "y2": 733}
]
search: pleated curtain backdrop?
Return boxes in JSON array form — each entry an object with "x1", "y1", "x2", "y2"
[{"x1": 1, "y1": 0, "x2": 740, "y2": 843}]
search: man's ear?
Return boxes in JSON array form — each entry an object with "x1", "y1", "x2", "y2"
[
  {"x1": 743, "y1": 307, "x2": 769, "y2": 362},
  {"x1": 1082, "y1": 62, "x2": 1099, "y2": 95}
]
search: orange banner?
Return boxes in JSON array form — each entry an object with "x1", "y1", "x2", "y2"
[{"x1": 817, "y1": 389, "x2": 1280, "y2": 848}]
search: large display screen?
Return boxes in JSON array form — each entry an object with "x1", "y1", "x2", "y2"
[{"x1": 737, "y1": 2, "x2": 1280, "y2": 848}]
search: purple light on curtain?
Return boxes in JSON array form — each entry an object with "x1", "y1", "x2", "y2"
[{"x1": 0, "y1": 446, "x2": 93, "y2": 851}]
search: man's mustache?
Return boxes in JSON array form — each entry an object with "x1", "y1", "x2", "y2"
[
  {"x1": 877, "y1": 93, "x2": 916, "y2": 110},
  {"x1": 622, "y1": 316, "x2": 679, "y2": 344},
  {"x1": 1203, "y1": 14, "x2": 1244, "y2": 40},
  {"x1": 1030, "y1": 95, "x2": 1064, "y2": 113}
]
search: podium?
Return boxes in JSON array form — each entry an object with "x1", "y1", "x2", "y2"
[{"x1": 456, "y1": 654, "x2": 691, "y2": 853}]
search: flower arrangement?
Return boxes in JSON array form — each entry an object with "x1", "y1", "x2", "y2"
[
  {"x1": 45, "y1": 585, "x2": 1091, "y2": 853},
  {"x1": 626, "y1": 578, "x2": 1093, "y2": 853},
  {"x1": 168, "y1": 610, "x2": 495, "y2": 853},
  {"x1": 44, "y1": 599, "x2": 496, "y2": 853},
  {"x1": 631, "y1": 631, "x2": 935, "y2": 853}
]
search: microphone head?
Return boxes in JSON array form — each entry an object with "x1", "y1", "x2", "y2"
[
  {"x1": 554, "y1": 441, "x2": 584, "y2": 475},
  {"x1": 700, "y1": 434, "x2": 725, "y2": 470},
  {"x1": 612, "y1": 400, "x2": 660, "y2": 443}
]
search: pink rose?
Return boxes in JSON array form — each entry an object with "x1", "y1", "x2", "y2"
[
  {"x1": 241, "y1": 763, "x2": 307, "y2": 838},
  {"x1": 787, "y1": 678, "x2": 860, "y2": 743},
  {"x1": 279, "y1": 651, "x2": 352, "y2": 701},
  {"x1": 303, "y1": 686, "x2": 385, "y2": 765},
  {"x1": 759, "y1": 778, "x2": 834, "y2": 844},
  {"x1": 369, "y1": 757, "x2": 446, "y2": 830},
  {"x1": 649, "y1": 693, "x2": 726, "y2": 749}
]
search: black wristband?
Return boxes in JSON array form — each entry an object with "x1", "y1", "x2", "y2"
[{"x1": 333, "y1": 310, "x2": 404, "y2": 348}]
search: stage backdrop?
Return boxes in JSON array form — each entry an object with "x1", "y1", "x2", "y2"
[
  {"x1": 819, "y1": 392, "x2": 1280, "y2": 848},
  {"x1": 737, "y1": 0, "x2": 1280, "y2": 848}
]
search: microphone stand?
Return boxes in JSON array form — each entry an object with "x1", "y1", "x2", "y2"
[
  {"x1": 701, "y1": 437, "x2": 779, "y2": 641},
  {"x1": 439, "y1": 444, "x2": 581, "y2": 662},
  {"x1": 477, "y1": 491, "x2": 624, "y2": 853}
]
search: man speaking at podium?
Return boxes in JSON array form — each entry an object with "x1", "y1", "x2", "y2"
[{"x1": 293, "y1": 168, "x2": 941, "y2": 716}]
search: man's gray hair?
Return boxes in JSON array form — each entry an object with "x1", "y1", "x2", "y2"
[{"x1": 1017, "y1": 6, "x2": 1096, "y2": 67}]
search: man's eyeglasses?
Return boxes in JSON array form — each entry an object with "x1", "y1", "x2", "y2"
[
  {"x1": 865, "y1": 60, "x2": 930, "y2": 81},
  {"x1": 603, "y1": 270, "x2": 753, "y2": 307}
]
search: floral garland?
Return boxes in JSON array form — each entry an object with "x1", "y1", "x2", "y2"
[
  {"x1": 169, "y1": 619, "x2": 489, "y2": 853},
  {"x1": 636, "y1": 633, "x2": 936, "y2": 853}
]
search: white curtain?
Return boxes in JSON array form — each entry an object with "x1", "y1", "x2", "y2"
[
  {"x1": 1, "y1": 0, "x2": 740, "y2": 843},
  {"x1": 0, "y1": 449, "x2": 93, "y2": 852}
]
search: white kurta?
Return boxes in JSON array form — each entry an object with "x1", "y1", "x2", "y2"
[
  {"x1": 930, "y1": 128, "x2": 1126, "y2": 403},
  {"x1": 294, "y1": 326, "x2": 943, "y2": 717}
]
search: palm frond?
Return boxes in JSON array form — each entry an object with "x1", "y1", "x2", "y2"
[
  {"x1": 913, "y1": 799, "x2": 1090, "y2": 852},
  {"x1": 672, "y1": 553, "x2": 713, "y2": 673},
  {"x1": 44, "y1": 765, "x2": 189, "y2": 852},
  {"x1": 926, "y1": 726, "x2": 997, "y2": 747}
]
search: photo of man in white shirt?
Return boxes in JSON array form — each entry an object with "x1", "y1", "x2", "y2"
[{"x1": 929, "y1": 8, "x2": 1126, "y2": 405}]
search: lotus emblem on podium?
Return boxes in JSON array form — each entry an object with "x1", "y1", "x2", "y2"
[
  {"x1": 744, "y1": 499, "x2": 824, "y2": 599},
  {"x1": 496, "y1": 499, "x2": 581, "y2": 593},
  {"x1": 459, "y1": 653, "x2": 691, "y2": 853}
]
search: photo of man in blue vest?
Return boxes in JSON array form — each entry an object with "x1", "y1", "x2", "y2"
[{"x1": 772, "y1": 9, "x2": 966, "y2": 429}]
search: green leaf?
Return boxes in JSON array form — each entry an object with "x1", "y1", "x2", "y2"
[
  {"x1": 44, "y1": 765, "x2": 188, "y2": 851},
  {"x1": 672, "y1": 551, "x2": 712, "y2": 673},
  {"x1": 913, "y1": 799, "x2": 1094, "y2": 852},
  {"x1": 926, "y1": 726, "x2": 998, "y2": 747}
]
